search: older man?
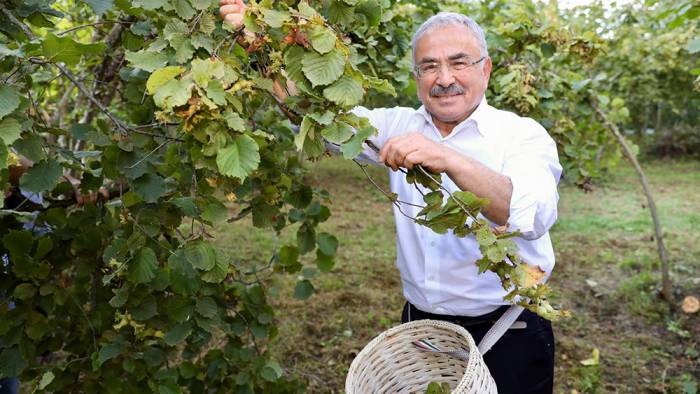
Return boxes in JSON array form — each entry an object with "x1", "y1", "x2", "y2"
[{"x1": 221, "y1": 3, "x2": 561, "y2": 393}]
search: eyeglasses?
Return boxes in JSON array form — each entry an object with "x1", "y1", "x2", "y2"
[{"x1": 413, "y1": 56, "x2": 486, "y2": 78}]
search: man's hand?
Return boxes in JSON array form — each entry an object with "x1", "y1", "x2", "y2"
[
  {"x1": 220, "y1": 0, "x2": 246, "y2": 28},
  {"x1": 379, "y1": 132, "x2": 453, "y2": 173}
]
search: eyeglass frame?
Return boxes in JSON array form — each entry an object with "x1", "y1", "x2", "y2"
[{"x1": 413, "y1": 55, "x2": 487, "y2": 78}]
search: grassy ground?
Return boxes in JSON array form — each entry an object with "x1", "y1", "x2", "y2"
[{"x1": 213, "y1": 159, "x2": 700, "y2": 393}]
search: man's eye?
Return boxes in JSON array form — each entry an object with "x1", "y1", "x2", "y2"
[
  {"x1": 422, "y1": 64, "x2": 438, "y2": 72},
  {"x1": 451, "y1": 61, "x2": 468, "y2": 69}
]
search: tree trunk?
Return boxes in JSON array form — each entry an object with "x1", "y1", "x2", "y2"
[{"x1": 594, "y1": 103, "x2": 673, "y2": 302}]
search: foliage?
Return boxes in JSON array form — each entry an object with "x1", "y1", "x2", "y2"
[
  {"x1": 573, "y1": 0, "x2": 700, "y2": 157},
  {"x1": 0, "y1": 0, "x2": 683, "y2": 391}
]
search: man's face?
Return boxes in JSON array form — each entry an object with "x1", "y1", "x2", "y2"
[{"x1": 413, "y1": 24, "x2": 492, "y2": 125}]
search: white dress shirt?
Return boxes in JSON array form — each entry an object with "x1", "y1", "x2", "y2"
[{"x1": 351, "y1": 97, "x2": 562, "y2": 316}]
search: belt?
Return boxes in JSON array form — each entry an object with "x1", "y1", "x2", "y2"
[{"x1": 407, "y1": 302, "x2": 511, "y2": 328}]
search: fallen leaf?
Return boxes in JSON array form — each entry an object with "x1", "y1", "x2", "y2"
[
  {"x1": 682, "y1": 295, "x2": 699, "y2": 314},
  {"x1": 580, "y1": 348, "x2": 599, "y2": 366}
]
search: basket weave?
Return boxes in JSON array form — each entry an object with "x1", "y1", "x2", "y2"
[{"x1": 346, "y1": 319, "x2": 497, "y2": 393}]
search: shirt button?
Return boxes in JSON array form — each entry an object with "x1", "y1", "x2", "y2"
[
  {"x1": 428, "y1": 275, "x2": 435, "y2": 281},
  {"x1": 430, "y1": 241, "x2": 436, "y2": 247}
]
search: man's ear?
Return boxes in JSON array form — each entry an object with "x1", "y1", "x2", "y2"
[{"x1": 482, "y1": 56, "x2": 493, "y2": 86}]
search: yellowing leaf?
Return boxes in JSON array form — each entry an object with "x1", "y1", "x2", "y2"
[
  {"x1": 513, "y1": 263, "x2": 546, "y2": 288},
  {"x1": 146, "y1": 66, "x2": 184, "y2": 95},
  {"x1": 580, "y1": 348, "x2": 599, "y2": 366}
]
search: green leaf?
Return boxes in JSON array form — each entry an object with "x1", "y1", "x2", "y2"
[
  {"x1": 0, "y1": 86, "x2": 20, "y2": 120},
  {"x1": 184, "y1": 241, "x2": 216, "y2": 271},
  {"x1": 323, "y1": 76, "x2": 364, "y2": 107},
  {"x1": 85, "y1": 0, "x2": 114, "y2": 15},
  {"x1": 42, "y1": 34, "x2": 82, "y2": 65},
  {"x1": 297, "y1": 1, "x2": 318, "y2": 18},
  {"x1": 688, "y1": 38, "x2": 700, "y2": 54},
  {"x1": 133, "y1": 173, "x2": 168, "y2": 203},
  {"x1": 205, "y1": 80, "x2": 226, "y2": 105},
  {"x1": 164, "y1": 322, "x2": 192, "y2": 346},
  {"x1": 38, "y1": 371, "x2": 55, "y2": 390},
  {"x1": 131, "y1": 296, "x2": 158, "y2": 320},
  {"x1": 13, "y1": 283, "x2": 35, "y2": 300},
  {"x1": 97, "y1": 342, "x2": 124, "y2": 367},
  {"x1": 293, "y1": 279, "x2": 314, "y2": 300},
  {"x1": 0, "y1": 347, "x2": 26, "y2": 377},
  {"x1": 260, "y1": 360, "x2": 283, "y2": 382},
  {"x1": 196, "y1": 296, "x2": 217, "y2": 318},
  {"x1": 133, "y1": 0, "x2": 166, "y2": 9},
  {"x1": 201, "y1": 257, "x2": 228, "y2": 283},
  {"x1": 125, "y1": 50, "x2": 169, "y2": 72},
  {"x1": 0, "y1": 117, "x2": 21, "y2": 145},
  {"x1": 301, "y1": 48, "x2": 345, "y2": 87},
  {"x1": 147, "y1": 66, "x2": 184, "y2": 95},
  {"x1": 174, "y1": 0, "x2": 195, "y2": 19},
  {"x1": 321, "y1": 121, "x2": 354, "y2": 144},
  {"x1": 340, "y1": 125, "x2": 374, "y2": 159},
  {"x1": 475, "y1": 226, "x2": 497, "y2": 246},
  {"x1": 19, "y1": 159, "x2": 62, "y2": 193},
  {"x1": 128, "y1": 247, "x2": 158, "y2": 284},
  {"x1": 315, "y1": 250, "x2": 335, "y2": 272},
  {"x1": 262, "y1": 9, "x2": 290, "y2": 28},
  {"x1": 316, "y1": 233, "x2": 338, "y2": 256},
  {"x1": 0, "y1": 141, "x2": 7, "y2": 170},
  {"x1": 223, "y1": 109, "x2": 246, "y2": 131},
  {"x1": 216, "y1": 134, "x2": 260, "y2": 180},
  {"x1": 170, "y1": 34, "x2": 195, "y2": 63},
  {"x1": 308, "y1": 111, "x2": 335, "y2": 125},
  {"x1": 295, "y1": 115, "x2": 314, "y2": 151},
  {"x1": 297, "y1": 223, "x2": 315, "y2": 254},
  {"x1": 309, "y1": 26, "x2": 336, "y2": 54},
  {"x1": 191, "y1": 0, "x2": 213, "y2": 10},
  {"x1": 13, "y1": 133, "x2": 46, "y2": 161}
]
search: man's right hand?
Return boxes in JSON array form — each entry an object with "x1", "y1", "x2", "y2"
[{"x1": 219, "y1": 0, "x2": 246, "y2": 29}]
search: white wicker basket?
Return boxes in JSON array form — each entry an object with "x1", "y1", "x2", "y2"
[{"x1": 345, "y1": 319, "x2": 498, "y2": 393}]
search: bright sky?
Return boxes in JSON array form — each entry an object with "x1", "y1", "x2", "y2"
[{"x1": 555, "y1": 0, "x2": 636, "y2": 8}]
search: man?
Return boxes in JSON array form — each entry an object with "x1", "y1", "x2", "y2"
[{"x1": 221, "y1": 3, "x2": 561, "y2": 393}]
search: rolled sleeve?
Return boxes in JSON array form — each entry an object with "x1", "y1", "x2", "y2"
[{"x1": 502, "y1": 119, "x2": 562, "y2": 240}]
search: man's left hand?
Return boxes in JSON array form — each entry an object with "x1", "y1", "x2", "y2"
[{"x1": 378, "y1": 132, "x2": 453, "y2": 173}]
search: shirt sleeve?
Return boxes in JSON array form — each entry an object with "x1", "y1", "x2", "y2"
[
  {"x1": 501, "y1": 118, "x2": 562, "y2": 240},
  {"x1": 348, "y1": 106, "x2": 397, "y2": 165}
]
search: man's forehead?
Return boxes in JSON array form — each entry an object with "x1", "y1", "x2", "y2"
[{"x1": 414, "y1": 24, "x2": 480, "y2": 58}]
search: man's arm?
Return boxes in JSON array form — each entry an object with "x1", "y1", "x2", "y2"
[{"x1": 378, "y1": 132, "x2": 512, "y2": 225}]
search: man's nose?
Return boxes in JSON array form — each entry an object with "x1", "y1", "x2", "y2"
[{"x1": 435, "y1": 64, "x2": 456, "y2": 86}]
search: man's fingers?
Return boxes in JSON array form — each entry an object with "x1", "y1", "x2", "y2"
[
  {"x1": 223, "y1": 13, "x2": 244, "y2": 27},
  {"x1": 220, "y1": 4, "x2": 242, "y2": 16}
]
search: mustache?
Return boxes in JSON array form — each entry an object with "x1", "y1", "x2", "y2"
[{"x1": 430, "y1": 84, "x2": 465, "y2": 97}]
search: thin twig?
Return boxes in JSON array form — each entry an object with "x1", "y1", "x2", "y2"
[
  {"x1": 126, "y1": 135, "x2": 179, "y2": 169},
  {"x1": 353, "y1": 159, "x2": 417, "y2": 222},
  {"x1": 57, "y1": 20, "x2": 133, "y2": 36}
]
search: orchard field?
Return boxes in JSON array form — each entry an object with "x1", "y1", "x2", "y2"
[
  {"x1": 1, "y1": 0, "x2": 699, "y2": 393},
  {"x1": 215, "y1": 158, "x2": 700, "y2": 393}
]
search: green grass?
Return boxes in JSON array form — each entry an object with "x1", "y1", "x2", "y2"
[{"x1": 213, "y1": 158, "x2": 700, "y2": 393}]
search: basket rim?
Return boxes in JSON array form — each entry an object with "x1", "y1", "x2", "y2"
[{"x1": 345, "y1": 319, "x2": 484, "y2": 393}]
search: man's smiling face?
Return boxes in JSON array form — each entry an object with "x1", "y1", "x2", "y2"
[{"x1": 413, "y1": 24, "x2": 492, "y2": 127}]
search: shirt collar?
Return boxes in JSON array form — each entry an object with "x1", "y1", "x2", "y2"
[{"x1": 416, "y1": 96, "x2": 495, "y2": 138}]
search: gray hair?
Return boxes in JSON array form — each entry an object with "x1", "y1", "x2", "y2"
[{"x1": 411, "y1": 12, "x2": 489, "y2": 64}]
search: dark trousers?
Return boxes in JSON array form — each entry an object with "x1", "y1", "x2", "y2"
[{"x1": 402, "y1": 302, "x2": 555, "y2": 394}]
